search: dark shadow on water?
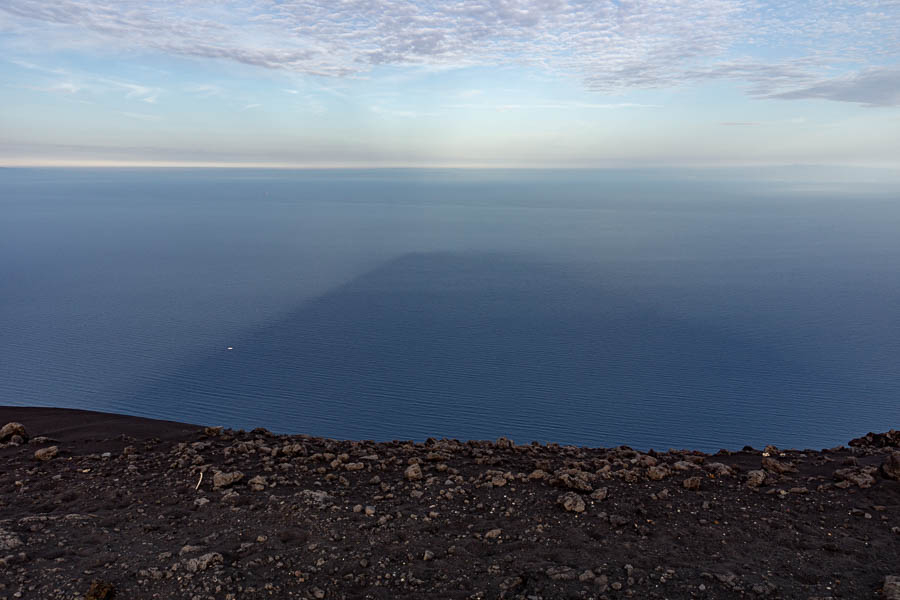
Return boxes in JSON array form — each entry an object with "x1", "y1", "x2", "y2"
[{"x1": 127, "y1": 252, "x2": 849, "y2": 450}]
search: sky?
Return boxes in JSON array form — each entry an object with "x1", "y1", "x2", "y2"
[{"x1": 1, "y1": 0, "x2": 899, "y2": 168}]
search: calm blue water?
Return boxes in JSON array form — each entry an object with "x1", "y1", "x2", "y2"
[{"x1": 2, "y1": 167, "x2": 899, "y2": 451}]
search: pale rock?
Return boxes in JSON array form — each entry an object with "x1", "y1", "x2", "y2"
[{"x1": 34, "y1": 446, "x2": 58, "y2": 461}]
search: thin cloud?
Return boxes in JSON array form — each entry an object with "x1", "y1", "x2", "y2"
[
  {"x1": 46, "y1": 81, "x2": 82, "y2": 94},
  {"x1": 7, "y1": 57, "x2": 67, "y2": 75},
  {"x1": 768, "y1": 67, "x2": 900, "y2": 107},
  {"x1": 120, "y1": 111, "x2": 162, "y2": 121},
  {"x1": 370, "y1": 105, "x2": 438, "y2": 118},
  {"x1": 12, "y1": 59, "x2": 164, "y2": 103},
  {"x1": 185, "y1": 83, "x2": 223, "y2": 97},
  {"x1": 98, "y1": 79, "x2": 163, "y2": 103},
  {"x1": 445, "y1": 101, "x2": 661, "y2": 111}
]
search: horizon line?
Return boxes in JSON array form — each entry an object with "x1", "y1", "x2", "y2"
[{"x1": 3, "y1": 160, "x2": 900, "y2": 171}]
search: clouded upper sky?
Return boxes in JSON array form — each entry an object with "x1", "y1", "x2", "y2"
[{"x1": 1, "y1": 0, "x2": 899, "y2": 167}]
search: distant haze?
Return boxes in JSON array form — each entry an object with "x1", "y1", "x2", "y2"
[{"x1": 0, "y1": 1, "x2": 899, "y2": 168}]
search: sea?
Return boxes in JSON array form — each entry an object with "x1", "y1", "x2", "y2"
[{"x1": 2, "y1": 167, "x2": 899, "y2": 452}]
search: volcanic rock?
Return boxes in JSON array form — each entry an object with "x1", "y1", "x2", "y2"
[
  {"x1": 0, "y1": 422, "x2": 28, "y2": 442},
  {"x1": 647, "y1": 465, "x2": 669, "y2": 480},
  {"x1": 34, "y1": 445, "x2": 59, "y2": 461},
  {"x1": 590, "y1": 487, "x2": 609, "y2": 501},
  {"x1": 213, "y1": 470, "x2": 244, "y2": 488},
  {"x1": 558, "y1": 492, "x2": 586, "y2": 513},
  {"x1": 746, "y1": 470, "x2": 767, "y2": 487},
  {"x1": 761, "y1": 456, "x2": 797, "y2": 474},
  {"x1": 247, "y1": 475, "x2": 267, "y2": 491},
  {"x1": 185, "y1": 552, "x2": 223, "y2": 573},
  {"x1": 404, "y1": 463, "x2": 423, "y2": 481},
  {"x1": 683, "y1": 476, "x2": 702, "y2": 490},
  {"x1": 881, "y1": 452, "x2": 900, "y2": 481},
  {"x1": 833, "y1": 467, "x2": 877, "y2": 488}
]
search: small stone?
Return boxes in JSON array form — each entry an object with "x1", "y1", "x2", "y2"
[
  {"x1": 762, "y1": 456, "x2": 797, "y2": 474},
  {"x1": 683, "y1": 476, "x2": 702, "y2": 490},
  {"x1": 647, "y1": 466, "x2": 669, "y2": 480},
  {"x1": 311, "y1": 587, "x2": 326, "y2": 599},
  {"x1": 213, "y1": 470, "x2": 244, "y2": 489},
  {"x1": 484, "y1": 528, "x2": 502, "y2": 539},
  {"x1": 595, "y1": 574, "x2": 609, "y2": 591},
  {"x1": 423, "y1": 550, "x2": 435, "y2": 561},
  {"x1": 555, "y1": 469, "x2": 594, "y2": 491},
  {"x1": 364, "y1": 505, "x2": 376, "y2": 516},
  {"x1": 404, "y1": 464, "x2": 423, "y2": 481},
  {"x1": 558, "y1": 492, "x2": 586, "y2": 513},
  {"x1": 546, "y1": 566, "x2": 577, "y2": 581},
  {"x1": 746, "y1": 470, "x2": 767, "y2": 487},
  {"x1": 705, "y1": 462, "x2": 735, "y2": 477},
  {"x1": 590, "y1": 487, "x2": 609, "y2": 501},
  {"x1": 185, "y1": 552, "x2": 223, "y2": 572},
  {"x1": 34, "y1": 446, "x2": 59, "y2": 461},
  {"x1": 247, "y1": 475, "x2": 267, "y2": 491}
]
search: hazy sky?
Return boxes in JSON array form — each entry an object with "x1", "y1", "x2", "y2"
[{"x1": 1, "y1": 0, "x2": 899, "y2": 167}]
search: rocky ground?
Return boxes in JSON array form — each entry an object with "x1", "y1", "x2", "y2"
[{"x1": 0, "y1": 408, "x2": 899, "y2": 600}]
